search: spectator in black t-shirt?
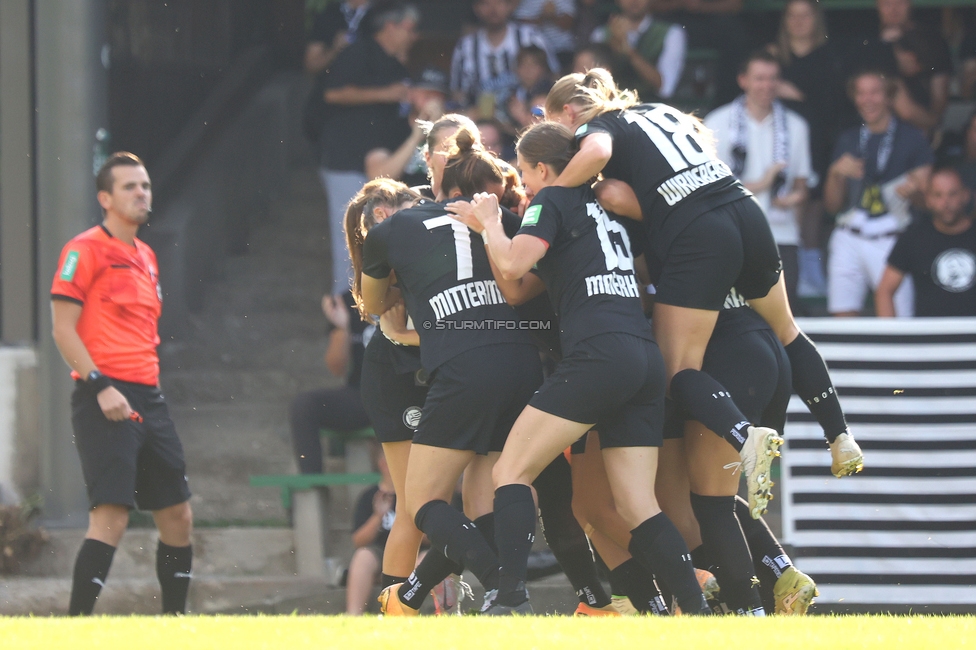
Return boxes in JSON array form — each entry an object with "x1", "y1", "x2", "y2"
[
  {"x1": 877, "y1": 166, "x2": 976, "y2": 317},
  {"x1": 769, "y1": 0, "x2": 850, "y2": 299},
  {"x1": 289, "y1": 292, "x2": 372, "y2": 474},
  {"x1": 346, "y1": 444, "x2": 396, "y2": 615},
  {"x1": 318, "y1": 1, "x2": 418, "y2": 295},
  {"x1": 364, "y1": 68, "x2": 447, "y2": 188},
  {"x1": 892, "y1": 28, "x2": 948, "y2": 135},
  {"x1": 304, "y1": 0, "x2": 371, "y2": 75},
  {"x1": 848, "y1": 0, "x2": 951, "y2": 113}
]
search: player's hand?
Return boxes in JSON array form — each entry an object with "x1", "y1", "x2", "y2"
[
  {"x1": 322, "y1": 294, "x2": 350, "y2": 330},
  {"x1": 469, "y1": 192, "x2": 502, "y2": 229},
  {"x1": 98, "y1": 386, "x2": 133, "y2": 422},
  {"x1": 445, "y1": 199, "x2": 485, "y2": 233},
  {"x1": 379, "y1": 303, "x2": 409, "y2": 338},
  {"x1": 831, "y1": 154, "x2": 864, "y2": 180}
]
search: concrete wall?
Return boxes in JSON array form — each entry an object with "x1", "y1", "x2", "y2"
[{"x1": 0, "y1": 347, "x2": 38, "y2": 505}]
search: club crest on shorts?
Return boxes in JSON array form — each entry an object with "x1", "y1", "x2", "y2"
[{"x1": 402, "y1": 406, "x2": 422, "y2": 430}]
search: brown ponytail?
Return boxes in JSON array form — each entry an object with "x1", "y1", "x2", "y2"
[
  {"x1": 545, "y1": 68, "x2": 638, "y2": 125},
  {"x1": 440, "y1": 128, "x2": 507, "y2": 199},
  {"x1": 344, "y1": 178, "x2": 422, "y2": 321}
]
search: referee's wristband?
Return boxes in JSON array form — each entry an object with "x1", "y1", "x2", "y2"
[{"x1": 86, "y1": 370, "x2": 113, "y2": 394}]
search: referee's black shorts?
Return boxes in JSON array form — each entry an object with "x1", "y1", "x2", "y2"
[
  {"x1": 655, "y1": 197, "x2": 782, "y2": 311},
  {"x1": 531, "y1": 332, "x2": 665, "y2": 451},
  {"x1": 360, "y1": 359, "x2": 429, "y2": 444},
  {"x1": 414, "y1": 343, "x2": 542, "y2": 455},
  {"x1": 72, "y1": 379, "x2": 191, "y2": 511},
  {"x1": 663, "y1": 321, "x2": 792, "y2": 438}
]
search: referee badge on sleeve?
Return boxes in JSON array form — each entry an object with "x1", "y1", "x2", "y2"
[
  {"x1": 522, "y1": 205, "x2": 542, "y2": 227},
  {"x1": 60, "y1": 251, "x2": 80, "y2": 281}
]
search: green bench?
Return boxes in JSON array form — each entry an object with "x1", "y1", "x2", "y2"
[
  {"x1": 249, "y1": 427, "x2": 379, "y2": 578},
  {"x1": 249, "y1": 472, "x2": 381, "y2": 510}
]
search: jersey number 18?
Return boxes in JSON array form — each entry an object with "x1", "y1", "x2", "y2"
[{"x1": 624, "y1": 106, "x2": 710, "y2": 173}]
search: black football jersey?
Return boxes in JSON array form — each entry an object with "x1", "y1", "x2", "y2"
[
  {"x1": 577, "y1": 104, "x2": 750, "y2": 253},
  {"x1": 516, "y1": 185, "x2": 653, "y2": 352},
  {"x1": 362, "y1": 199, "x2": 531, "y2": 372}
]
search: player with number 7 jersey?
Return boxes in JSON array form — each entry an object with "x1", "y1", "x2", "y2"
[{"x1": 361, "y1": 186, "x2": 543, "y2": 608}]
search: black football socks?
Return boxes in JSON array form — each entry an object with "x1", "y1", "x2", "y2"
[
  {"x1": 535, "y1": 456, "x2": 611, "y2": 608},
  {"x1": 157, "y1": 541, "x2": 193, "y2": 614},
  {"x1": 784, "y1": 332, "x2": 848, "y2": 443},
  {"x1": 670, "y1": 369, "x2": 751, "y2": 452},
  {"x1": 628, "y1": 513, "x2": 709, "y2": 615},
  {"x1": 414, "y1": 500, "x2": 499, "y2": 593},
  {"x1": 735, "y1": 495, "x2": 793, "y2": 611},
  {"x1": 398, "y1": 512, "x2": 497, "y2": 610},
  {"x1": 493, "y1": 484, "x2": 537, "y2": 607},
  {"x1": 690, "y1": 494, "x2": 764, "y2": 616},
  {"x1": 69, "y1": 538, "x2": 116, "y2": 615},
  {"x1": 608, "y1": 558, "x2": 669, "y2": 615},
  {"x1": 398, "y1": 550, "x2": 464, "y2": 609}
]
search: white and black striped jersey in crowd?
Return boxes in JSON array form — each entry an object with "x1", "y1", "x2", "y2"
[
  {"x1": 361, "y1": 199, "x2": 532, "y2": 372},
  {"x1": 450, "y1": 23, "x2": 558, "y2": 106},
  {"x1": 516, "y1": 185, "x2": 653, "y2": 352},
  {"x1": 780, "y1": 319, "x2": 976, "y2": 609},
  {"x1": 577, "y1": 104, "x2": 751, "y2": 254}
]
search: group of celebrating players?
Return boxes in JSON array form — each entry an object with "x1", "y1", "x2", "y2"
[{"x1": 341, "y1": 67, "x2": 865, "y2": 617}]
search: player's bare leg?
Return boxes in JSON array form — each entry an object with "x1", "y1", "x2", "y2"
[{"x1": 380, "y1": 441, "x2": 424, "y2": 584}]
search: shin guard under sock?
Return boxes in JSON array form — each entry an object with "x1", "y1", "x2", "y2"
[
  {"x1": 493, "y1": 484, "x2": 537, "y2": 606},
  {"x1": 608, "y1": 558, "x2": 669, "y2": 615},
  {"x1": 156, "y1": 541, "x2": 192, "y2": 614},
  {"x1": 690, "y1": 494, "x2": 763, "y2": 615},
  {"x1": 628, "y1": 513, "x2": 709, "y2": 615},
  {"x1": 473, "y1": 513, "x2": 497, "y2": 554},
  {"x1": 785, "y1": 332, "x2": 848, "y2": 443},
  {"x1": 535, "y1": 456, "x2": 610, "y2": 608},
  {"x1": 69, "y1": 538, "x2": 116, "y2": 616},
  {"x1": 381, "y1": 573, "x2": 408, "y2": 589},
  {"x1": 414, "y1": 500, "x2": 499, "y2": 591},
  {"x1": 670, "y1": 369, "x2": 751, "y2": 452}
]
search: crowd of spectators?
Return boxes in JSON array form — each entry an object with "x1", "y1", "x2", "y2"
[{"x1": 304, "y1": 0, "x2": 976, "y2": 319}]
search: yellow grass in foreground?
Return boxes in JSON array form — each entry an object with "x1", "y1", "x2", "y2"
[{"x1": 2, "y1": 615, "x2": 974, "y2": 650}]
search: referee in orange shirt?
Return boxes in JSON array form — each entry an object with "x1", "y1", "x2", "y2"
[{"x1": 51, "y1": 152, "x2": 193, "y2": 616}]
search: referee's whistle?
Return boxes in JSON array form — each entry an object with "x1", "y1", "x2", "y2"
[{"x1": 129, "y1": 411, "x2": 143, "y2": 423}]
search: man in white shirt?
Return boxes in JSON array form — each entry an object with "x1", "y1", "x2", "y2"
[
  {"x1": 450, "y1": 0, "x2": 558, "y2": 111},
  {"x1": 590, "y1": 0, "x2": 686, "y2": 101},
  {"x1": 705, "y1": 50, "x2": 812, "y2": 310}
]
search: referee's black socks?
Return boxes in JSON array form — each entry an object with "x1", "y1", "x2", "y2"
[
  {"x1": 628, "y1": 513, "x2": 710, "y2": 615},
  {"x1": 493, "y1": 484, "x2": 536, "y2": 607},
  {"x1": 670, "y1": 369, "x2": 751, "y2": 452},
  {"x1": 157, "y1": 541, "x2": 193, "y2": 614},
  {"x1": 414, "y1": 500, "x2": 499, "y2": 592},
  {"x1": 69, "y1": 538, "x2": 116, "y2": 615},
  {"x1": 784, "y1": 332, "x2": 848, "y2": 443},
  {"x1": 690, "y1": 493, "x2": 764, "y2": 616}
]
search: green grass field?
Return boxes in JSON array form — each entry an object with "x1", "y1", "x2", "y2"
[{"x1": 2, "y1": 615, "x2": 974, "y2": 650}]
